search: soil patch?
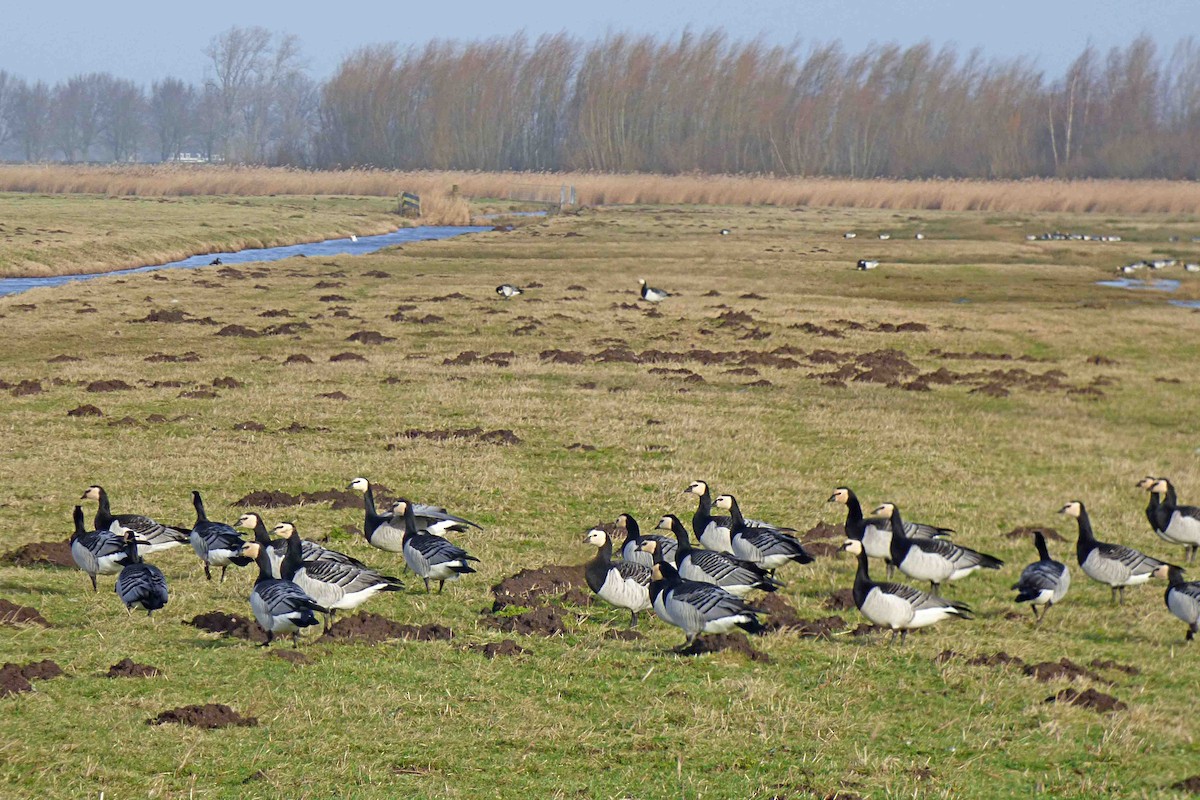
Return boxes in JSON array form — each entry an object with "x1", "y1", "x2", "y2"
[
  {"x1": 0, "y1": 600, "x2": 51, "y2": 626},
  {"x1": 212, "y1": 377, "x2": 243, "y2": 389},
  {"x1": 232, "y1": 487, "x2": 368, "y2": 511},
  {"x1": 187, "y1": 611, "x2": 268, "y2": 643},
  {"x1": 1045, "y1": 688, "x2": 1126, "y2": 713},
  {"x1": 12, "y1": 380, "x2": 43, "y2": 396},
  {"x1": 67, "y1": 404, "x2": 103, "y2": 417},
  {"x1": 1004, "y1": 526, "x2": 1064, "y2": 542},
  {"x1": 321, "y1": 612, "x2": 453, "y2": 644},
  {"x1": 490, "y1": 606, "x2": 570, "y2": 636},
  {"x1": 47, "y1": 354, "x2": 81, "y2": 363},
  {"x1": 1171, "y1": 776, "x2": 1200, "y2": 793},
  {"x1": 399, "y1": 427, "x2": 521, "y2": 446},
  {"x1": 150, "y1": 704, "x2": 258, "y2": 729},
  {"x1": 284, "y1": 354, "x2": 313, "y2": 364},
  {"x1": 824, "y1": 589, "x2": 857, "y2": 611},
  {"x1": 107, "y1": 658, "x2": 159, "y2": 678},
  {"x1": 1024, "y1": 658, "x2": 1108, "y2": 684},
  {"x1": 347, "y1": 330, "x2": 395, "y2": 345},
  {"x1": 330, "y1": 352, "x2": 367, "y2": 362},
  {"x1": 1088, "y1": 658, "x2": 1139, "y2": 676},
  {"x1": 317, "y1": 391, "x2": 351, "y2": 401},
  {"x1": 234, "y1": 421, "x2": 266, "y2": 432},
  {"x1": 491, "y1": 564, "x2": 587, "y2": 611},
  {"x1": 86, "y1": 380, "x2": 132, "y2": 392},
  {"x1": 4, "y1": 540, "x2": 73, "y2": 568},
  {"x1": 272, "y1": 650, "x2": 310, "y2": 665},
  {"x1": 469, "y1": 640, "x2": 529, "y2": 658},
  {"x1": 216, "y1": 324, "x2": 261, "y2": 338},
  {"x1": 678, "y1": 633, "x2": 769, "y2": 662}
]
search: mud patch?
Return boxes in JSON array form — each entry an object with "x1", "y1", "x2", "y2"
[
  {"x1": 490, "y1": 606, "x2": 570, "y2": 636},
  {"x1": 107, "y1": 658, "x2": 159, "y2": 678},
  {"x1": 11, "y1": 380, "x2": 43, "y2": 396},
  {"x1": 0, "y1": 660, "x2": 64, "y2": 696},
  {"x1": 1024, "y1": 659, "x2": 1108, "y2": 684},
  {"x1": 232, "y1": 487, "x2": 370, "y2": 511},
  {"x1": 490, "y1": 564, "x2": 587, "y2": 611},
  {"x1": 86, "y1": 380, "x2": 133, "y2": 392},
  {"x1": 347, "y1": 330, "x2": 395, "y2": 345},
  {"x1": 272, "y1": 650, "x2": 311, "y2": 665},
  {"x1": 469, "y1": 640, "x2": 529, "y2": 658},
  {"x1": 216, "y1": 324, "x2": 261, "y2": 338},
  {"x1": 3, "y1": 540, "x2": 74, "y2": 568},
  {"x1": 805, "y1": 521, "x2": 846, "y2": 540},
  {"x1": 330, "y1": 352, "x2": 367, "y2": 362},
  {"x1": 317, "y1": 391, "x2": 351, "y2": 401},
  {"x1": 234, "y1": 421, "x2": 266, "y2": 432},
  {"x1": 1088, "y1": 658, "x2": 1139, "y2": 676},
  {"x1": 1171, "y1": 776, "x2": 1200, "y2": 793},
  {"x1": 823, "y1": 589, "x2": 856, "y2": 611},
  {"x1": 936, "y1": 650, "x2": 1026, "y2": 668},
  {"x1": 321, "y1": 612, "x2": 453, "y2": 644},
  {"x1": 0, "y1": 600, "x2": 51, "y2": 626},
  {"x1": 146, "y1": 352, "x2": 201, "y2": 363},
  {"x1": 47, "y1": 354, "x2": 81, "y2": 363},
  {"x1": 678, "y1": 633, "x2": 769, "y2": 662},
  {"x1": 1003, "y1": 526, "x2": 1064, "y2": 542},
  {"x1": 187, "y1": 611, "x2": 268, "y2": 643},
  {"x1": 398, "y1": 427, "x2": 521, "y2": 446},
  {"x1": 284, "y1": 354, "x2": 314, "y2": 364},
  {"x1": 1045, "y1": 688, "x2": 1126, "y2": 713},
  {"x1": 150, "y1": 704, "x2": 258, "y2": 729},
  {"x1": 67, "y1": 404, "x2": 104, "y2": 418},
  {"x1": 213, "y1": 377, "x2": 243, "y2": 389}
]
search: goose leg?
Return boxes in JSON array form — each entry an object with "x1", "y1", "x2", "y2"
[
  {"x1": 292, "y1": 632, "x2": 301, "y2": 649},
  {"x1": 423, "y1": 577, "x2": 431, "y2": 593},
  {"x1": 438, "y1": 580, "x2": 446, "y2": 594},
  {"x1": 1110, "y1": 586, "x2": 1119, "y2": 605},
  {"x1": 929, "y1": 581, "x2": 940, "y2": 594},
  {"x1": 1187, "y1": 626, "x2": 1196, "y2": 642},
  {"x1": 203, "y1": 563, "x2": 212, "y2": 581},
  {"x1": 89, "y1": 574, "x2": 98, "y2": 593},
  {"x1": 885, "y1": 561, "x2": 895, "y2": 579},
  {"x1": 1030, "y1": 605, "x2": 1040, "y2": 622},
  {"x1": 261, "y1": 631, "x2": 274, "y2": 648},
  {"x1": 629, "y1": 610, "x2": 639, "y2": 629},
  {"x1": 1118, "y1": 586, "x2": 1126, "y2": 605},
  {"x1": 899, "y1": 629, "x2": 909, "y2": 646},
  {"x1": 219, "y1": 565, "x2": 228, "y2": 583}
]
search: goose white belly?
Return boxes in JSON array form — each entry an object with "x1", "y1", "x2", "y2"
[
  {"x1": 597, "y1": 571, "x2": 650, "y2": 612},
  {"x1": 861, "y1": 525, "x2": 892, "y2": 560},
  {"x1": 897, "y1": 546, "x2": 955, "y2": 584},
  {"x1": 1164, "y1": 513, "x2": 1200, "y2": 546},
  {"x1": 860, "y1": 588, "x2": 915, "y2": 629},
  {"x1": 698, "y1": 523, "x2": 733, "y2": 554},
  {"x1": 1081, "y1": 551, "x2": 1144, "y2": 587}
]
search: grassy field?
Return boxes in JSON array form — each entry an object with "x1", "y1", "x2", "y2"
[{"x1": 1, "y1": 195, "x2": 1200, "y2": 798}]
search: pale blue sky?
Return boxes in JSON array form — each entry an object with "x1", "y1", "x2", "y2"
[{"x1": 2, "y1": 0, "x2": 1194, "y2": 85}]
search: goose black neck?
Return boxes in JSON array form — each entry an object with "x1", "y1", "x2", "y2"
[
  {"x1": 253, "y1": 546, "x2": 274, "y2": 583},
  {"x1": 843, "y1": 491, "x2": 864, "y2": 537},
  {"x1": 726, "y1": 498, "x2": 745, "y2": 528},
  {"x1": 1166, "y1": 566, "x2": 1187, "y2": 587},
  {"x1": 398, "y1": 502, "x2": 420, "y2": 541},
  {"x1": 250, "y1": 517, "x2": 271, "y2": 546},
  {"x1": 362, "y1": 484, "x2": 389, "y2": 532},
  {"x1": 1033, "y1": 531, "x2": 1051, "y2": 562},
  {"x1": 691, "y1": 488, "x2": 713, "y2": 537},
  {"x1": 192, "y1": 491, "x2": 208, "y2": 523},
  {"x1": 593, "y1": 535, "x2": 614, "y2": 564},
  {"x1": 1158, "y1": 483, "x2": 1179, "y2": 513},
  {"x1": 1073, "y1": 507, "x2": 1096, "y2": 560},
  {"x1": 94, "y1": 488, "x2": 115, "y2": 529},
  {"x1": 656, "y1": 561, "x2": 681, "y2": 584},
  {"x1": 668, "y1": 517, "x2": 693, "y2": 551},
  {"x1": 852, "y1": 547, "x2": 873, "y2": 608},
  {"x1": 71, "y1": 505, "x2": 86, "y2": 541},
  {"x1": 887, "y1": 509, "x2": 910, "y2": 562},
  {"x1": 280, "y1": 530, "x2": 303, "y2": 579},
  {"x1": 122, "y1": 533, "x2": 143, "y2": 564}
]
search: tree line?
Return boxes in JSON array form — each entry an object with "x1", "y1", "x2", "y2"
[{"x1": 0, "y1": 27, "x2": 1198, "y2": 179}]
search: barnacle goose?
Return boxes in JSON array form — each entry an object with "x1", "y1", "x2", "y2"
[
  {"x1": 236, "y1": 512, "x2": 365, "y2": 578},
  {"x1": 82, "y1": 485, "x2": 189, "y2": 556},
  {"x1": 875, "y1": 503, "x2": 1001, "y2": 592},
  {"x1": 1060, "y1": 500, "x2": 1171, "y2": 604},
  {"x1": 1154, "y1": 564, "x2": 1200, "y2": 641},
  {"x1": 495, "y1": 284, "x2": 523, "y2": 298},
  {"x1": 1011, "y1": 531, "x2": 1070, "y2": 622},
  {"x1": 113, "y1": 528, "x2": 169, "y2": 617},
  {"x1": 639, "y1": 540, "x2": 765, "y2": 650},
  {"x1": 70, "y1": 505, "x2": 132, "y2": 592},
  {"x1": 857, "y1": 259, "x2": 879, "y2": 270},
  {"x1": 188, "y1": 491, "x2": 252, "y2": 582},
  {"x1": 276, "y1": 522, "x2": 403, "y2": 630},
  {"x1": 829, "y1": 487, "x2": 953, "y2": 577},
  {"x1": 1138, "y1": 476, "x2": 1168, "y2": 540},
  {"x1": 244, "y1": 541, "x2": 325, "y2": 648},
  {"x1": 657, "y1": 514, "x2": 780, "y2": 597},
  {"x1": 583, "y1": 527, "x2": 652, "y2": 628},
  {"x1": 713, "y1": 494, "x2": 812, "y2": 572},
  {"x1": 349, "y1": 478, "x2": 480, "y2": 552},
  {"x1": 685, "y1": 480, "x2": 793, "y2": 554},
  {"x1": 1150, "y1": 479, "x2": 1200, "y2": 562},
  {"x1": 840, "y1": 539, "x2": 971, "y2": 644},
  {"x1": 638, "y1": 279, "x2": 670, "y2": 303},
  {"x1": 394, "y1": 499, "x2": 479, "y2": 592},
  {"x1": 617, "y1": 513, "x2": 677, "y2": 569}
]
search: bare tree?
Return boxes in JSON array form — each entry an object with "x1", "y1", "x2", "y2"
[
  {"x1": 148, "y1": 77, "x2": 195, "y2": 161},
  {"x1": 97, "y1": 76, "x2": 145, "y2": 162},
  {"x1": 12, "y1": 79, "x2": 52, "y2": 161}
]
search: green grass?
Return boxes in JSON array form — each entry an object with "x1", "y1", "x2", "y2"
[{"x1": 1, "y1": 199, "x2": 1200, "y2": 798}]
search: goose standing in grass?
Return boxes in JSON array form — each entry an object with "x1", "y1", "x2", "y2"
[
  {"x1": 236, "y1": 512, "x2": 365, "y2": 578},
  {"x1": 639, "y1": 540, "x2": 765, "y2": 651},
  {"x1": 82, "y1": 485, "x2": 189, "y2": 556},
  {"x1": 840, "y1": 539, "x2": 971, "y2": 645},
  {"x1": 713, "y1": 494, "x2": 813, "y2": 572},
  {"x1": 685, "y1": 480, "x2": 793, "y2": 554},
  {"x1": 829, "y1": 486, "x2": 953, "y2": 577},
  {"x1": 394, "y1": 499, "x2": 479, "y2": 593},
  {"x1": 1011, "y1": 531, "x2": 1070, "y2": 623},
  {"x1": 69, "y1": 505, "x2": 132, "y2": 592},
  {"x1": 876, "y1": 503, "x2": 1002, "y2": 592},
  {"x1": 188, "y1": 491, "x2": 252, "y2": 582},
  {"x1": 638, "y1": 279, "x2": 670, "y2": 303},
  {"x1": 113, "y1": 529, "x2": 168, "y2": 617},
  {"x1": 244, "y1": 541, "x2": 325, "y2": 648},
  {"x1": 657, "y1": 514, "x2": 780, "y2": 597},
  {"x1": 276, "y1": 522, "x2": 403, "y2": 631},
  {"x1": 495, "y1": 284, "x2": 523, "y2": 298},
  {"x1": 617, "y1": 513, "x2": 677, "y2": 568},
  {"x1": 1060, "y1": 500, "x2": 1171, "y2": 605},
  {"x1": 349, "y1": 478, "x2": 480, "y2": 552},
  {"x1": 1150, "y1": 479, "x2": 1200, "y2": 562},
  {"x1": 1153, "y1": 564, "x2": 1200, "y2": 641},
  {"x1": 582, "y1": 527, "x2": 652, "y2": 628}
]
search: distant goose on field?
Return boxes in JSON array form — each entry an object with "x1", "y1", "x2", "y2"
[
  {"x1": 875, "y1": 502, "x2": 1002, "y2": 592},
  {"x1": 393, "y1": 499, "x2": 479, "y2": 592},
  {"x1": 878, "y1": 233, "x2": 891, "y2": 240},
  {"x1": 1060, "y1": 500, "x2": 1171, "y2": 604},
  {"x1": 276, "y1": 522, "x2": 402, "y2": 630},
  {"x1": 657, "y1": 514, "x2": 780, "y2": 597},
  {"x1": 685, "y1": 480, "x2": 793, "y2": 554},
  {"x1": 843, "y1": 232, "x2": 857, "y2": 239},
  {"x1": 495, "y1": 284, "x2": 523, "y2": 298},
  {"x1": 856, "y1": 259, "x2": 879, "y2": 270},
  {"x1": 1154, "y1": 564, "x2": 1200, "y2": 641},
  {"x1": 188, "y1": 491, "x2": 252, "y2": 582},
  {"x1": 70, "y1": 505, "x2": 132, "y2": 592},
  {"x1": 639, "y1": 539, "x2": 765, "y2": 650},
  {"x1": 244, "y1": 541, "x2": 325, "y2": 648},
  {"x1": 582, "y1": 527, "x2": 652, "y2": 628},
  {"x1": 1186, "y1": 263, "x2": 1200, "y2": 273},
  {"x1": 114, "y1": 528, "x2": 169, "y2": 617},
  {"x1": 638, "y1": 279, "x2": 670, "y2": 303},
  {"x1": 350, "y1": 234, "x2": 358, "y2": 242},
  {"x1": 914, "y1": 232, "x2": 925, "y2": 240},
  {"x1": 713, "y1": 494, "x2": 813, "y2": 572},
  {"x1": 209, "y1": 257, "x2": 222, "y2": 266},
  {"x1": 1151, "y1": 479, "x2": 1200, "y2": 562},
  {"x1": 840, "y1": 538, "x2": 971, "y2": 645},
  {"x1": 1011, "y1": 531, "x2": 1070, "y2": 622},
  {"x1": 829, "y1": 487, "x2": 953, "y2": 576},
  {"x1": 348, "y1": 478, "x2": 480, "y2": 553},
  {"x1": 719, "y1": 229, "x2": 731, "y2": 236},
  {"x1": 1119, "y1": 265, "x2": 1138, "y2": 275},
  {"x1": 617, "y1": 513, "x2": 677, "y2": 569},
  {"x1": 82, "y1": 485, "x2": 189, "y2": 556},
  {"x1": 236, "y1": 512, "x2": 365, "y2": 578}
]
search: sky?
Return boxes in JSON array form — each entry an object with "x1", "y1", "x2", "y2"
[{"x1": 2, "y1": 0, "x2": 1195, "y2": 86}]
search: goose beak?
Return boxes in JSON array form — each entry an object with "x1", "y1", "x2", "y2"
[{"x1": 826, "y1": 493, "x2": 838, "y2": 503}]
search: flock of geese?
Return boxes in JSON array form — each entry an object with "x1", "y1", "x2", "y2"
[{"x1": 65, "y1": 473, "x2": 1200, "y2": 650}]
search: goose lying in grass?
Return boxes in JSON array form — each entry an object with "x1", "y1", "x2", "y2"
[
  {"x1": 82, "y1": 485, "x2": 189, "y2": 556},
  {"x1": 114, "y1": 528, "x2": 168, "y2": 617},
  {"x1": 70, "y1": 505, "x2": 132, "y2": 592},
  {"x1": 583, "y1": 527, "x2": 651, "y2": 628},
  {"x1": 657, "y1": 514, "x2": 780, "y2": 597},
  {"x1": 245, "y1": 541, "x2": 326, "y2": 648},
  {"x1": 1060, "y1": 500, "x2": 1171, "y2": 604},
  {"x1": 393, "y1": 499, "x2": 479, "y2": 593},
  {"x1": 1011, "y1": 531, "x2": 1070, "y2": 623},
  {"x1": 638, "y1": 279, "x2": 670, "y2": 303},
  {"x1": 188, "y1": 491, "x2": 252, "y2": 582}
]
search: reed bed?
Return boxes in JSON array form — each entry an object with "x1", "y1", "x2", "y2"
[{"x1": 3, "y1": 164, "x2": 1200, "y2": 214}]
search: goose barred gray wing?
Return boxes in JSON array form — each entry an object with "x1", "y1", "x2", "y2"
[
  {"x1": 1092, "y1": 541, "x2": 1166, "y2": 578},
  {"x1": 731, "y1": 527, "x2": 814, "y2": 570},
  {"x1": 614, "y1": 561, "x2": 652, "y2": 585},
  {"x1": 683, "y1": 549, "x2": 779, "y2": 595},
  {"x1": 115, "y1": 562, "x2": 169, "y2": 616}
]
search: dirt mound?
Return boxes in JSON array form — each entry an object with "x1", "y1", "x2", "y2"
[
  {"x1": 86, "y1": 379, "x2": 132, "y2": 392},
  {"x1": 490, "y1": 606, "x2": 569, "y2": 636},
  {"x1": 678, "y1": 633, "x2": 769, "y2": 662},
  {"x1": 1004, "y1": 526, "x2": 1064, "y2": 542},
  {"x1": 212, "y1": 377, "x2": 243, "y2": 389},
  {"x1": 67, "y1": 404, "x2": 103, "y2": 417},
  {"x1": 216, "y1": 324, "x2": 260, "y2": 338},
  {"x1": 47, "y1": 354, "x2": 81, "y2": 363},
  {"x1": 1171, "y1": 776, "x2": 1200, "y2": 793},
  {"x1": 0, "y1": 659, "x2": 64, "y2": 696},
  {"x1": 936, "y1": 650, "x2": 1025, "y2": 668},
  {"x1": 603, "y1": 629, "x2": 645, "y2": 641},
  {"x1": 150, "y1": 704, "x2": 258, "y2": 728},
  {"x1": 107, "y1": 658, "x2": 159, "y2": 678},
  {"x1": 1045, "y1": 688, "x2": 1127, "y2": 713},
  {"x1": 317, "y1": 391, "x2": 351, "y2": 401},
  {"x1": 187, "y1": 611, "x2": 268, "y2": 643},
  {"x1": 234, "y1": 421, "x2": 266, "y2": 432},
  {"x1": 330, "y1": 352, "x2": 367, "y2": 362},
  {"x1": 284, "y1": 354, "x2": 313, "y2": 364},
  {"x1": 399, "y1": 427, "x2": 521, "y2": 446},
  {"x1": 347, "y1": 330, "x2": 395, "y2": 345},
  {"x1": 1088, "y1": 658, "x2": 1139, "y2": 676},
  {"x1": 321, "y1": 612, "x2": 453, "y2": 644},
  {"x1": 469, "y1": 640, "x2": 529, "y2": 658},
  {"x1": 133, "y1": 308, "x2": 190, "y2": 323},
  {"x1": 0, "y1": 600, "x2": 50, "y2": 626},
  {"x1": 272, "y1": 650, "x2": 310, "y2": 665},
  {"x1": 1024, "y1": 658, "x2": 1108, "y2": 683},
  {"x1": 823, "y1": 589, "x2": 856, "y2": 611},
  {"x1": 179, "y1": 389, "x2": 219, "y2": 399},
  {"x1": 491, "y1": 564, "x2": 587, "y2": 611},
  {"x1": 232, "y1": 487, "x2": 374, "y2": 511},
  {"x1": 4, "y1": 540, "x2": 73, "y2": 568},
  {"x1": 10, "y1": 379, "x2": 42, "y2": 396},
  {"x1": 804, "y1": 541, "x2": 841, "y2": 558}
]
